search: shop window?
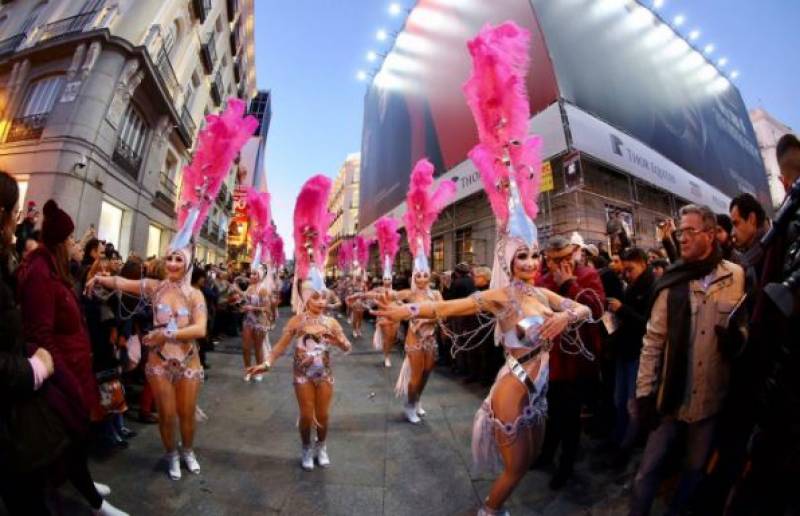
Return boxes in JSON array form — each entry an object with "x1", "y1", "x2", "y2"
[
  {"x1": 432, "y1": 237, "x2": 444, "y2": 273},
  {"x1": 98, "y1": 201, "x2": 123, "y2": 250},
  {"x1": 146, "y1": 224, "x2": 162, "y2": 258},
  {"x1": 455, "y1": 227, "x2": 473, "y2": 265}
]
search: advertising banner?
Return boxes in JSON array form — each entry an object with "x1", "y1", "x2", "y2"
[
  {"x1": 531, "y1": 0, "x2": 770, "y2": 207},
  {"x1": 359, "y1": 0, "x2": 560, "y2": 229}
]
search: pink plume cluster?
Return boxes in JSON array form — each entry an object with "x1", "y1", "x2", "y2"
[
  {"x1": 245, "y1": 187, "x2": 272, "y2": 245},
  {"x1": 375, "y1": 216, "x2": 400, "y2": 263},
  {"x1": 403, "y1": 158, "x2": 457, "y2": 257},
  {"x1": 177, "y1": 98, "x2": 258, "y2": 234},
  {"x1": 293, "y1": 175, "x2": 334, "y2": 281},
  {"x1": 463, "y1": 21, "x2": 542, "y2": 224},
  {"x1": 337, "y1": 239, "x2": 355, "y2": 270},
  {"x1": 268, "y1": 233, "x2": 285, "y2": 268},
  {"x1": 355, "y1": 235, "x2": 373, "y2": 269}
]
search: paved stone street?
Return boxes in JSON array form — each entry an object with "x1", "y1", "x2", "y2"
[{"x1": 58, "y1": 309, "x2": 638, "y2": 515}]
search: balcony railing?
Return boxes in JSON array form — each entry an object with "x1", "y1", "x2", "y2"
[
  {"x1": 210, "y1": 72, "x2": 223, "y2": 106},
  {"x1": 37, "y1": 10, "x2": 98, "y2": 43},
  {"x1": 154, "y1": 171, "x2": 179, "y2": 213},
  {"x1": 178, "y1": 105, "x2": 196, "y2": 143},
  {"x1": 229, "y1": 21, "x2": 240, "y2": 56},
  {"x1": 192, "y1": 0, "x2": 213, "y2": 23},
  {"x1": 113, "y1": 138, "x2": 143, "y2": 179},
  {"x1": 5, "y1": 114, "x2": 49, "y2": 143},
  {"x1": 200, "y1": 34, "x2": 216, "y2": 75},
  {"x1": 226, "y1": 0, "x2": 240, "y2": 22},
  {"x1": 155, "y1": 47, "x2": 179, "y2": 101},
  {"x1": 0, "y1": 33, "x2": 25, "y2": 58}
]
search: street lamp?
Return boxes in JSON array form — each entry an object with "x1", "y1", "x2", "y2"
[
  {"x1": 357, "y1": 70, "x2": 368, "y2": 81},
  {"x1": 704, "y1": 43, "x2": 715, "y2": 54},
  {"x1": 673, "y1": 14, "x2": 685, "y2": 27},
  {"x1": 689, "y1": 29, "x2": 701, "y2": 41},
  {"x1": 717, "y1": 57, "x2": 728, "y2": 67},
  {"x1": 730, "y1": 70, "x2": 740, "y2": 79},
  {"x1": 366, "y1": 51, "x2": 377, "y2": 62},
  {"x1": 389, "y1": 3, "x2": 402, "y2": 16},
  {"x1": 376, "y1": 29, "x2": 388, "y2": 41},
  {"x1": 653, "y1": 0, "x2": 664, "y2": 9}
]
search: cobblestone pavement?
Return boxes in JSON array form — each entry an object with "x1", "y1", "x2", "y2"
[{"x1": 53, "y1": 308, "x2": 645, "y2": 515}]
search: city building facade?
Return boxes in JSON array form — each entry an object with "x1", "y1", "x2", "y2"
[
  {"x1": 750, "y1": 108, "x2": 795, "y2": 209},
  {"x1": 325, "y1": 152, "x2": 360, "y2": 277},
  {"x1": 0, "y1": 0, "x2": 257, "y2": 264}
]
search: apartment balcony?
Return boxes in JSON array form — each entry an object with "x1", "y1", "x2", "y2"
[
  {"x1": 37, "y1": 10, "x2": 98, "y2": 43},
  {"x1": 5, "y1": 114, "x2": 49, "y2": 143},
  {"x1": 0, "y1": 33, "x2": 25, "y2": 58},
  {"x1": 229, "y1": 21, "x2": 241, "y2": 56},
  {"x1": 153, "y1": 171, "x2": 178, "y2": 215},
  {"x1": 226, "y1": 0, "x2": 240, "y2": 23},
  {"x1": 178, "y1": 105, "x2": 196, "y2": 144},
  {"x1": 155, "y1": 46, "x2": 180, "y2": 101},
  {"x1": 112, "y1": 138, "x2": 142, "y2": 180},
  {"x1": 192, "y1": 0, "x2": 213, "y2": 23},
  {"x1": 200, "y1": 33, "x2": 217, "y2": 75},
  {"x1": 210, "y1": 72, "x2": 223, "y2": 106}
]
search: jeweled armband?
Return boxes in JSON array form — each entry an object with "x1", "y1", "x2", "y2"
[
  {"x1": 407, "y1": 303, "x2": 420, "y2": 319},
  {"x1": 560, "y1": 299, "x2": 580, "y2": 324}
]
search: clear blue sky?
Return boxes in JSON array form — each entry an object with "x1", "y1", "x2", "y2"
[{"x1": 254, "y1": 0, "x2": 799, "y2": 255}]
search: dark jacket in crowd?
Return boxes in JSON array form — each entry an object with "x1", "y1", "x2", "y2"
[
  {"x1": 613, "y1": 267, "x2": 655, "y2": 360},
  {"x1": 598, "y1": 266, "x2": 625, "y2": 303},
  {"x1": 537, "y1": 264, "x2": 606, "y2": 382},
  {"x1": 16, "y1": 247, "x2": 99, "y2": 417},
  {"x1": 13, "y1": 218, "x2": 34, "y2": 257},
  {"x1": 0, "y1": 251, "x2": 70, "y2": 473}
]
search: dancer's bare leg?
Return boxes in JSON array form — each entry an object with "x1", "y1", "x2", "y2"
[
  {"x1": 294, "y1": 383, "x2": 316, "y2": 446},
  {"x1": 149, "y1": 375, "x2": 177, "y2": 452}
]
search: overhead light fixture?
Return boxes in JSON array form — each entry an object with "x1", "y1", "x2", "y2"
[
  {"x1": 730, "y1": 70, "x2": 740, "y2": 79},
  {"x1": 389, "y1": 3, "x2": 402, "y2": 16},
  {"x1": 717, "y1": 57, "x2": 728, "y2": 67},
  {"x1": 673, "y1": 14, "x2": 685, "y2": 27},
  {"x1": 366, "y1": 51, "x2": 377, "y2": 62},
  {"x1": 689, "y1": 29, "x2": 701, "y2": 41},
  {"x1": 357, "y1": 70, "x2": 367, "y2": 81},
  {"x1": 653, "y1": 0, "x2": 664, "y2": 8},
  {"x1": 376, "y1": 29, "x2": 388, "y2": 41},
  {"x1": 704, "y1": 44, "x2": 715, "y2": 54}
]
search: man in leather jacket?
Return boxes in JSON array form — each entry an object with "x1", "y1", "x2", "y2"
[{"x1": 724, "y1": 133, "x2": 800, "y2": 515}]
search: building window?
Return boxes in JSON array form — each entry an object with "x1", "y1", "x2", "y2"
[
  {"x1": 6, "y1": 75, "x2": 64, "y2": 142},
  {"x1": 455, "y1": 227, "x2": 473, "y2": 265},
  {"x1": 147, "y1": 224, "x2": 162, "y2": 258},
  {"x1": 432, "y1": 237, "x2": 444, "y2": 274},
  {"x1": 113, "y1": 104, "x2": 148, "y2": 179},
  {"x1": 163, "y1": 20, "x2": 178, "y2": 57},
  {"x1": 98, "y1": 201, "x2": 123, "y2": 250}
]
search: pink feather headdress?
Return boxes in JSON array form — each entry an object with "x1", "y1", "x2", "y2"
[
  {"x1": 375, "y1": 216, "x2": 400, "y2": 280},
  {"x1": 354, "y1": 235, "x2": 373, "y2": 271},
  {"x1": 402, "y1": 158, "x2": 456, "y2": 272},
  {"x1": 463, "y1": 22, "x2": 542, "y2": 238},
  {"x1": 337, "y1": 239, "x2": 355, "y2": 272},
  {"x1": 171, "y1": 98, "x2": 258, "y2": 251},
  {"x1": 268, "y1": 233, "x2": 285, "y2": 268},
  {"x1": 246, "y1": 187, "x2": 272, "y2": 266},
  {"x1": 293, "y1": 175, "x2": 334, "y2": 287}
]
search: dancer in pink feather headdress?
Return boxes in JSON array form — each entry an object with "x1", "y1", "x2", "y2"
[
  {"x1": 239, "y1": 187, "x2": 275, "y2": 383},
  {"x1": 86, "y1": 99, "x2": 258, "y2": 480},
  {"x1": 373, "y1": 23, "x2": 592, "y2": 515},
  {"x1": 351, "y1": 216, "x2": 403, "y2": 367},
  {"x1": 247, "y1": 175, "x2": 352, "y2": 471},
  {"x1": 344, "y1": 235, "x2": 373, "y2": 338},
  {"x1": 385, "y1": 158, "x2": 456, "y2": 424}
]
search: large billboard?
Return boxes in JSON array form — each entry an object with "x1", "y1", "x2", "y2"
[
  {"x1": 359, "y1": 0, "x2": 559, "y2": 229},
  {"x1": 531, "y1": 0, "x2": 770, "y2": 207}
]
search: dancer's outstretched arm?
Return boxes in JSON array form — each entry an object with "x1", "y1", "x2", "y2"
[
  {"x1": 246, "y1": 315, "x2": 301, "y2": 375},
  {"x1": 373, "y1": 288, "x2": 505, "y2": 321},
  {"x1": 85, "y1": 274, "x2": 159, "y2": 297}
]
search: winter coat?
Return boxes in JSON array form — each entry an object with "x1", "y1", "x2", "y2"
[
  {"x1": 536, "y1": 264, "x2": 606, "y2": 382},
  {"x1": 613, "y1": 268, "x2": 656, "y2": 361},
  {"x1": 636, "y1": 260, "x2": 744, "y2": 422},
  {"x1": 16, "y1": 247, "x2": 99, "y2": 416}
]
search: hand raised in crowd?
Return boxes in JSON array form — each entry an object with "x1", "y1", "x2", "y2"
[
  {"x1": 371, "y1": 294, "x2": 411, "y2": 322},
  {"x1": 553, "y1": 259, "x2": 576, "y2": 287},
  {"x1": 539, "y1": 311, "x2": 571, "y2": 341},
  {"x1": 33, "y1": 347, "x2": 54, "y2": 377}
]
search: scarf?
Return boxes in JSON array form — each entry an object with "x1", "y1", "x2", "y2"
[{"x1": 651, "y1": 246, "x2": 723, "y2": 414}]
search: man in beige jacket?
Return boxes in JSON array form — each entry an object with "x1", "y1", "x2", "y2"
[{"x1": 630, "y1": 204, "x2": 745, "y2": 516}]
